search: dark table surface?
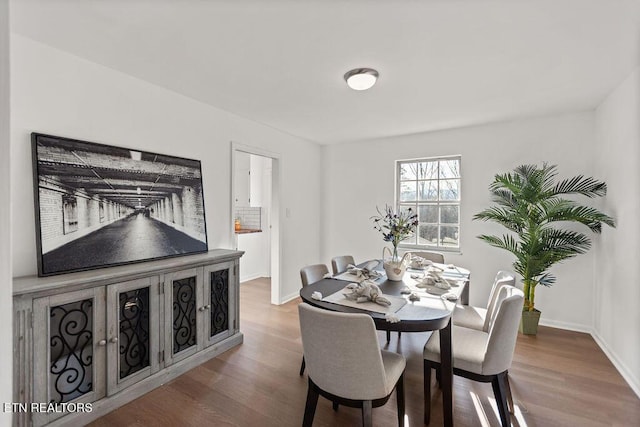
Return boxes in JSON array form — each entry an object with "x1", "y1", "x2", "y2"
[{"x1": 299, "y1": 262, "x2": 469, "y2": 332}]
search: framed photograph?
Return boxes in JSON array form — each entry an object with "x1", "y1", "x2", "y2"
[{"x1": 32, "y1": 133, "x2": 209, "y2": 276}]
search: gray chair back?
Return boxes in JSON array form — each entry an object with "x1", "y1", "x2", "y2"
[
  {"x1": 300, "y1": 264, "x2": 329, "y2": 287},
  {"x1": 483, "y1": 285, "x2": 524, "y2": 375},
  {"x1": 482, "y1": 271, "x2": 516, "y2": 331},
  {"x1": 331, "y1": 255, "x2": 355, "y2": 275},
  {"x1": 298, "y1": 303, "x2": 397, "y2": 400},
  {"x1": 410, "y1": 251, "x2": 445, "y2": 264}
]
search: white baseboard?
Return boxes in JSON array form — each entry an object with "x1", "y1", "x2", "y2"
[
  {"x1": 538, "y1": 318, "x2": 592, "y2": 334},
  {"x1": 591, "y1": 330, "x2": 640, "y2": 399},
  {"x1": 240, "y1": 273, "x2": 267, "y2": 283},
  {"x1": 279, "y1": 291, "x2": 300, "y2": 304}
]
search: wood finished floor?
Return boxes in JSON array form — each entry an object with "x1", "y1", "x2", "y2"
[{"x1": 90, "y1": 277, "x2": 640, "y2": 426}]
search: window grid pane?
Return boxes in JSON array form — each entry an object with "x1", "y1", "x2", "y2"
[{"x1": 396, "y1": 157, "x2": 460, "y2": 250}]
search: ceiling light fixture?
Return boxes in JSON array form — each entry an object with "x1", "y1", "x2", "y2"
[{"x1": 344, "y1": 68, "x2": 379, "y2": 91}]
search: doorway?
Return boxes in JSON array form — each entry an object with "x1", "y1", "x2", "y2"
[{"x1": 231, "y1": 142, "x2": 281, "y2": 305}]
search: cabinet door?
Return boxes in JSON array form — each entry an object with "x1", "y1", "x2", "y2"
[
  {"x1": 33, "y1": 287, "x2": 106, "y2": 426},
  {"x1": 106, "y1": 277, "x2": 160, "y2": 395},
  {"x1": 164, "y1": 267, "x2": 203, "y2": 365},
  {"x1": 203, "y1": 261, "x2": 236, "y2": 347}
]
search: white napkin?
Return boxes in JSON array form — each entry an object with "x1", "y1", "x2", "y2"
[
  {"x1": 409, "y1": 255, "x2": 433, "y2": 269},
  {"x1": 343, "y1": 281, "x2": 392, "y2": 307},
  {"x1": 346, "y1": 264, "x2": 382, "y2": 280},
  {"x1": 385, "y1": 313, "x2": 400, "y2": 323}
]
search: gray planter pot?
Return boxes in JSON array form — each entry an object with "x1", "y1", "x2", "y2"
[{"x1": 519, "y1": 309, "x2": 541, "y2": 335}]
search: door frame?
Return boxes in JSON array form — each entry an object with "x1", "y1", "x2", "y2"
[{"x1": 231, "y1": 141, "x2": 282, "y2": 305}]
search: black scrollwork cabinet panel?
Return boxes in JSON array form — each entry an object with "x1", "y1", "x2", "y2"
[
  {"x1": 164, "y1": 267, "x2": 204, "y2": 365},
  {"x1": 163, "y1": 261, "x2": 237, "y2": 366},
  {"x1": 33, "y1": 287, "x2": 106, "y2": 426},
  {"x1": 204, "y1": 260, "x2": 237, "y2": 347},
  {"x1": 106, "y1": 277, "x2": 160, "y2": 395}
]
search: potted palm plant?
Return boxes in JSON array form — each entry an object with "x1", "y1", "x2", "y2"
[{"x1": 474, "y1": 163, "x2": 615, "y2": 335}]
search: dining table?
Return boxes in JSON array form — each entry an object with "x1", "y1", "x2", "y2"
[{"x1": 299, "y1": 260, "x2": 470, "y2": 427}]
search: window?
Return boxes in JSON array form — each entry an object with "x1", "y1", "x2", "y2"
[{"x1": 396, "y1": 156, "x2": 461, "y2": 250}]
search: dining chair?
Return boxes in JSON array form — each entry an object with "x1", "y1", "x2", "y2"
[
  {"x1": 453, "y1": 270, "x2": 516, "y2": 331},
  {"x1": 300, "y1": 263, "x2": 329, "y2": 287},
  {"x1": 298, "y1": 303, "x2": 406, "y2": 427},
  {"x1": 409, "y1": 250, "x2": 445, "y2": 264},
  {"x1": 423, "y1": 285, "x2": 524, "y2": 426},
  {"x1": 331, "y1": 255, "x2": 355, "y2": 275},
  {"x1": 299, "y1": 263, "x2": 330, "y2": 376}
]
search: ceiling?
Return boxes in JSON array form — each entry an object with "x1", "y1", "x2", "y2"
[{"x1": 10, "y1": 0, "x2": 640, "y2": 145}]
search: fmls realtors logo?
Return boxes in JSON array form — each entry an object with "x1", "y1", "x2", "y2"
[{"x1": 3, "y1": 402, "x2": 93, "y2": 413}]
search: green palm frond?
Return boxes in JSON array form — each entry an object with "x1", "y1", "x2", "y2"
[
  {"x1": 478, "y1": 234, "x2": 520, "y2": 254},
  {"x1": 544, "y1": 205, "x2": 615, "y2": 232},
  {"x1": 490, "y1": 189, "x2": 519, "y2": 208},
  {"x1": 489, "y1": 171, "x2": 524, "y2": 195},
  {"x1": 473, "y1": 207, "x2": 524, "y2": 232},
  {"x1": 474, "y1": 163, "x2": 615, "y2": 311},
  {"x1": 552, "y1": 175, "x2": 607, "y2": 198},
  {"x1": 537, "y1": 273, "x2": 556, "y2": 287}
]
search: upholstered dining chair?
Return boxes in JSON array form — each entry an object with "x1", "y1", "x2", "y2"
[
  {"x1": 453, "y1": 270, "x2": 516, "y2": 331},
  {"x1": 409, "y1": 250, "x2": 445, "y2": 264},
  {"x1": 298, "y1": 303, "x2": 406, "y2": 427},
  {"x1": 423, "y1": 285, "x2": 524, "y2": 427},
  {"x1": 299, "y1": 264, "x2": 330, "y2": 376},
  {"x1": 300, "y1": 263, "x2": 329, "y2": 287},
  {"x1": 331, "y1": 255, "x2": 356, "y2": 275}
]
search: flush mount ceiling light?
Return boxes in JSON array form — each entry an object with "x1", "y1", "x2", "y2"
[{"x1": 344, "y1": 68, "x2": 379, "y2": 91}]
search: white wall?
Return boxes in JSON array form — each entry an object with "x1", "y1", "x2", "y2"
[
  {"x1": 322, "y1": 112, "x2": 600, "y2": 330},
  {"x1": 0, "y1": 0, "x2": 13, "y2": 424},
  {"x1": 593, "y1": 67, "x2": 640, "y2": 396},
  {"x1": 10, "y1": 35, "x2": 322, "y2": 302}
]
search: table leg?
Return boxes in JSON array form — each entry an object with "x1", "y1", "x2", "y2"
[{"x1": 439, "y1": 319, "x2": 453, "y2": 427}]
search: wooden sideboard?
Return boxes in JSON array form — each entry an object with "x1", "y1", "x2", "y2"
[{"x1": 13, "y1": 249, "x2": 244, "y2": 426}]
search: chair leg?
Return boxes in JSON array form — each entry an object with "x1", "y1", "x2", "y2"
[
  {"x1": 302, "y1": 379, "x2": 319, "y2": 427},
  {"x1": 299, "y1": 356, "x2": 305, "y2": 376},
  {"x1": 386, "y1": 330, "x2": 391, "y2": 342},
  {"x1": 332, "y1": 401, "x2": 339, "y2": 411},
  {"x1": 396, "y1": 373, "x2": 405, "y2": 427},
  {"x1": 423, "y1": 360, "x2": 432, "y2": 425},
  {"x1": 398, "y1": 331, "x2": 402, "y2": 339},
  {"x1": 491, "y1": 372, "x2": 511, "y2": 427},
  {"x1": 361, "y1": 400, "x2": 372, "y2": 427},
  {"x1": 505, "y1": 372, "x2": 514, "y2": 414}
]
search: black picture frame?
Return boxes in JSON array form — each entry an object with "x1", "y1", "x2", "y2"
[{"x1": 31, "y1": 133, "x2": 209, "y2": 277}]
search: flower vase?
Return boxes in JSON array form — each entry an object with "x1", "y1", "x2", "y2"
[{"x1": 382, "y1": 247, "x2": 410, "y2": 281}]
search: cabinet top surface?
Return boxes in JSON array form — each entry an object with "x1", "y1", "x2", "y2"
[{"x1": 13, "y1": 249, "x2": 244, "y2": 297}]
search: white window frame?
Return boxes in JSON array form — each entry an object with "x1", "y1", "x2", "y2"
[{"x1": 395, "y1": 155, "x2": 461, "y2": 251}]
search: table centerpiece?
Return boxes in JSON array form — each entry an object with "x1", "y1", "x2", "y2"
[{"x1": 371, "y1": 205, "x2": 418, "y2": 281}]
